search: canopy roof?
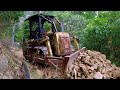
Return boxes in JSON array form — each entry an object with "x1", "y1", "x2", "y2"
[{"x1": 25, "y1": 14, "x2": 55, "y2": 22}]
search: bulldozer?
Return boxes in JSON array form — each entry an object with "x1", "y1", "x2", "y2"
[{"x1": 21, "y1": 14, "x2": 82, "y2": 74}]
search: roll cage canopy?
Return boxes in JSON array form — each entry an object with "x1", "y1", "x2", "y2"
[{"x1": 25, "y1": 14, "x2": 64, "y2": 39}]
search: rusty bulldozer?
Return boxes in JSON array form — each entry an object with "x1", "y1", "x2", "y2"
[{"x1": 21, "y1": 14, "x2": 83, "y2": 75}]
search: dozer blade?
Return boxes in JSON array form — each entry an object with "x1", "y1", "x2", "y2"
[{"x1": 64, "y1": 49, "x2": 81, "y2": 71}]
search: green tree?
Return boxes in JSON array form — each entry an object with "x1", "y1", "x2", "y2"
[
  {"x1": 81, "y1": 11, "x2": 120, "y2": 66},
  {"x1": 0, "y1": 11, "x2": 24, "y2": 39}
]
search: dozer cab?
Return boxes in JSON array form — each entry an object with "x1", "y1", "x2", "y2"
[{"x1": 22, "y1": 14, "x2": 81, "y2": 74}]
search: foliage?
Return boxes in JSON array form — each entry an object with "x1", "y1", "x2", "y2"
[
  {"x1": 0, "y1": 11, "x2": 24, "y2": 39},
  {"x1": 15, "y1": 21, "x2": 29, "y2": 42},
  {"x1": 43, "y1": 22, "x2": 52, "y2": 32},
  {"x1": 81, "y1": 11, "x2": 120, "y2": 66}
]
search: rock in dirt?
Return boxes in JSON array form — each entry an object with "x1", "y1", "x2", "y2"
[{"x1": 93, "y1": 72, "x2": 103, "y2": 79}]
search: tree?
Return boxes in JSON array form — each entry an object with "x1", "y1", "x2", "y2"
[{"x1": 81, "y1": 11, "x2": 120, "y2": 66}]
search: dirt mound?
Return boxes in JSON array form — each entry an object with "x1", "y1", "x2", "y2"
[
  {"x1": 36, "y1": 67, "x2": 64, "y2": 79},
  {"x1": 66, "y1": 50, "x2": 120, "y2": 79},
  {"x1": 0, "y1": 44, "x2": 27, "y2": 79},
  {"x1": 26, "y1": 62, "x2": 64, "y2": 79}
]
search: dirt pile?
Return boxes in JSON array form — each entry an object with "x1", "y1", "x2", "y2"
[
  {"x1": 0, "y1": 44, "x2": 27, "y2": 79},
  {"x1": 66, "y1": 50, "x2": 120, "y2": 79},
  {"x1": 26, "y1": 62, "x2": 64, "y2": 79},
  {"x1": 36, "y1": 67, "x2": 64, "y2": 79}
]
